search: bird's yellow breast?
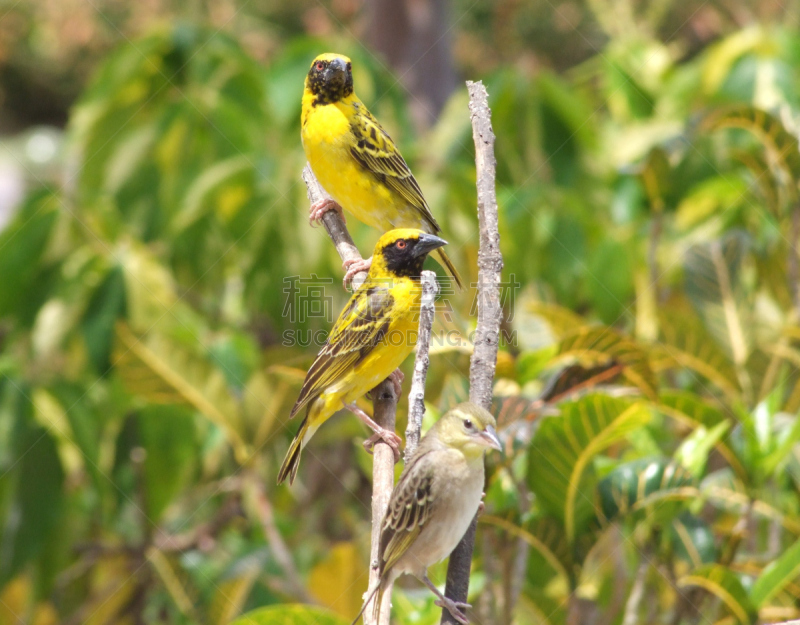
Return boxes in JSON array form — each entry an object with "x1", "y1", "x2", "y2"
[
  {"x1": 301, "y1": 96, "x2": 403, "y2": 230},
  {"x1": 326, "y1": 278, "x2": 421, "y2": 402}
]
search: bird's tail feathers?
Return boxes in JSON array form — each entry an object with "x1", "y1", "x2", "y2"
[
  {"x1": 351, "y1": 579, "x2": 385, "y2": 625},
  {"x1": 277, "y1": 415, "x2": 319, "y2": 485},
  {"x1": 434, "y1": 248, "x2": 463, "y2": 290}
]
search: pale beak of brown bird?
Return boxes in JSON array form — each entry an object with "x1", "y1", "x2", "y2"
[{"x1": 478, "y1": 425, "x2": 502, "y2": 451}]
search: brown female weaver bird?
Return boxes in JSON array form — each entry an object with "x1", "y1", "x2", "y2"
[
  {"x1": 277, "y1": 228, "x2": 448, "y2": 485},
  {"x1": 301, "y1": 52, "x2": 463, "y2": 289},
  {"x1": 352, "y1": 403, "x2": 502, "y2": 625}
]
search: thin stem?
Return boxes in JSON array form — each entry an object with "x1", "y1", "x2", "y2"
[
  {"x1": 441, "y1": 80, "x2": 502, "y2": 624},
  {"x1": 405, "y1": 270, "x2": 438, "y2": 461},
  {"x1": 365, "y1": 379, "x2": 398, "y2": 625}
]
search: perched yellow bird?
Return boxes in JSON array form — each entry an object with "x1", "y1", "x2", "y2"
[
  {"x1": 277, "y1": 228, "x2": 448, "y2": 485},
  {"x1": 301, "y1": 52, "x2": 463, "y2": 289},
  {"x1": 352, "y1": 403, "x2": 502, "y2": 625}
]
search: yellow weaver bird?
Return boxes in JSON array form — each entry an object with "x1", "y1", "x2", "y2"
[
  {"x1": 352, "y1": 403, "x2": 502, "y2": 625},
  {"x1": 277, "y1": 228, "x2": 447, "y2": 485},
  {"x1": 301, "y1": 52, "x2": 463, "y2": 289}
]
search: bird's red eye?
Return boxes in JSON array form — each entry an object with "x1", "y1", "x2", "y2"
[
  {"x1": 346, "y1": 62, "x2": 352, "y2": 72},
  {"x1": 316, "y1": 62, "x2": 324, "y2": 71},
  {"x1": 396, "y1": 240, "x2": 407, "y2": 249}
]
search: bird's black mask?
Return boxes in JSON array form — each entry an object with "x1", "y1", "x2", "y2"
[{"x1": 307, "y1": 57, "x2": 353, "y2": 106}]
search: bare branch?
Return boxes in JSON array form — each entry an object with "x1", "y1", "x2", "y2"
[
  {"x1": 301, "y1": 165, "x2": 396, "y2": 625},
  {"x1": 365, "y1": 379, "x2": 398, "y2": 625},
  {"x1": 302, "y1": 164, "x2": 368, "y2": 291},
  {"x1": 405, "y1": 270, "x2": 438, "y2": 461},
  {"x1": 441, "y1": 80, "x2": 502, "y2": 625}
]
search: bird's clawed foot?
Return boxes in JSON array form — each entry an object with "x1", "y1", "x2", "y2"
[
  {"x1": 309, "y1": 198, "x2": 345, "y2": 225},
  {"x1": 478, "y1": 491, "x2": 486, "y2": 516},
  {"x1": 363, "y1": 429, "x2": 402, "y2": 462},
  {"x1": 434, "y1": 598, "x2": 471, "y2": 624},
  {"x1": 388, "y1": 369, "x2": 404, "y2": 397},
  {"x1": 421, "y1": 575, "x2": 471, "y2": 624},
  {"x1": 342, "y1": 256, "x2": 373, "y2": 289},
  {"x1": 344, "y1": 401, "x2": 402, "y2": 463}
]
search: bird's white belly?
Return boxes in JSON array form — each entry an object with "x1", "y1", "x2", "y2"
[{"x1": 396, "y1": 461, "x2": 484, "y2": 577}]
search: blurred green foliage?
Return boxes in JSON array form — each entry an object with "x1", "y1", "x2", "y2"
[{"x1": 4, "y1": 8, "x2": 800, "y2": 625}]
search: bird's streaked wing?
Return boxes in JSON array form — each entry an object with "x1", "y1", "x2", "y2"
[
  {"x1": 289, "y1": 285, "x2": 394, "y2": 418},
  {"x1": 349, "y1": 110, "x2": 440, "y2": 232},
  {"x1": 379, "y1": 452, "x2": 436, "y2": 574}
]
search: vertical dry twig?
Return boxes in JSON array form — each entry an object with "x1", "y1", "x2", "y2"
[
  {"x1": 365, "y1": 379, "x2": 398, "y2": 625},
  {"x1": 302, "y1": 165, "x2": 397, "y2": 625},
  {"x1": 405, "y1": 270, "x2": 438, "y2": 461},
  {"x1": 441, "y1": 80, "x2": 502, "y2": 624}
]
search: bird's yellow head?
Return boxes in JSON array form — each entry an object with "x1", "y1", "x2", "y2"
[
  {"x1": 369, "y1": 228, "x2": 448, "y2": 281},
  {"x1": 305, "y1": 53, "x2": 354, "y2": 105},
  {"x1": 430, "y1": 402, "x2": 502, "y2": 460}
]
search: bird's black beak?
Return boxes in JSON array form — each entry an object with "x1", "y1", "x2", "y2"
[
  {"x1": 412, "y1": 233, "x2": 448, "y2": 258},
  {"x1": 329, "y1": 57, "x2": 347, "y2": 74},
  {"x1": 478, "y1": 425, "x2": 502, "y2": 452}
]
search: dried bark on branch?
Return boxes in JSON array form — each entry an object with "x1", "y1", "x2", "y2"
[
  {"x1": 364, "y1": 379, "x2": 397, "y2": 625},
  {"x1": 301, "y1": 165, "x2": 400, "y2": 625},
  {"x1": 404, "y1": 270, "x2": 438, "y2": 461},
  {"x1": 441, "y1": 80, "x2": 502, "y2": 624},
  {"x1": 302, "y1": 164, "x2": 368, "y2": 291}
]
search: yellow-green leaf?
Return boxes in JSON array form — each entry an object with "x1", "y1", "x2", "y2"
[
  {"x1": 230, "y1": 604, "x2": 349, "y2": 625},
  {"x1": 528, "y1": 394, "x2": 650, "y2": 541},
  {"x1": 678, "y1": 564, "x2": 756, "y2": 624}
]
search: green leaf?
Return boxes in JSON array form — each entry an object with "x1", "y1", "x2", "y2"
[
  {"x1": 139, "y1": 405, "x2": 196, "y2": 521},
  {"x1": 171, "y1": 155, "x2": 253, "y2": 233},
  {"x1": 113, "y1": 323, "x2": 248, "y2": 463},
  {"x1": 658, "y1": 391, "x2": 745, "y2": 479},
  {"x1": 750, "y1": 535, "x2": 800, "y2": 607},
  {"x1": 678, "y1": 564, "x2": 756, "y2": 624},
  {"x1": 82, "y1": 265, "x2": 127, "y2": 373},
  {"x1": 596, "y1": 457, "x2": 696, "y2": 524},
  {"x1": 0, "y1": 191, "x2": 59, "y2": 318},
  {"x1": 229, "y1": 605, "x2": 349, "y2": 625},
  {"x1": 528, "y1": 394, "x2": 650, "y2": 541},
  {"x1": 539, "y1": 362, "x2": 625, "y2": 403},
  {"x1": 702, "y1": 28, "x2": 766, "y2": 94},
  {"x1": 586, "y1": 240, "x2": 634, "y2": 323},
  {"x1": 684, "y1": 232, "x2": 753, "y2": 368},
  {"x1": 528, "y1": 302, "x2": 590, "y2": 339},
  {"x1": 703, "y1": 105, "x2": 800, "y2": 202},
  {"x1": 674, "y1": 176, "x2": 748, "y2": 231},
  {"x1": 553, "y1": 327, "x2": 657, "y2": 399},
  {"x1": 48, "y1": 383, "x2": 103, "y2": 490},
  {"x1": 0, "y1": 419, "x2": 64, "y2": 587},
  {"x1": 481, "y1": 515, "x2": 573, "y2": 587},
  {"x1": 731, "y1": 149, "x2": 782, "y2": 217},
  {"x1": 674, "y1": 420, "x2": 730, "y2": 477},
  {"x1": 671, "y1": 513, "x2": 717, "y2": 568},
  {"x1": 654, "y1": 312, "x2": 741, "y2": 399}
]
